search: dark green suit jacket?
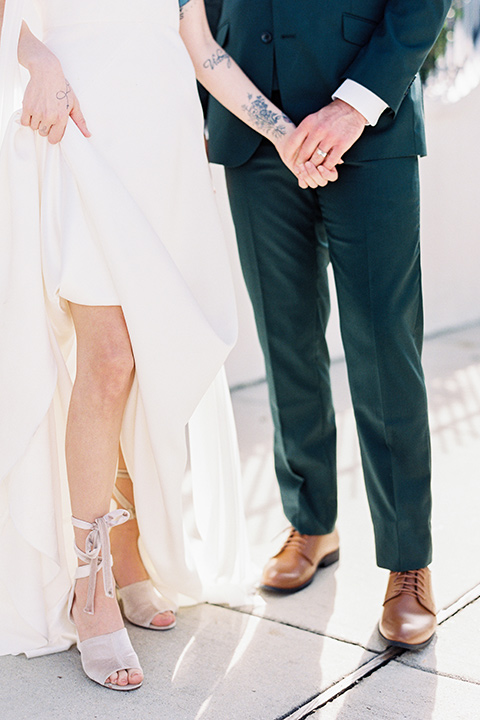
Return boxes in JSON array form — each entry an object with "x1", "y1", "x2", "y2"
[{"x1": 207, "y1": 0, "x2": 451, "y2": 166}]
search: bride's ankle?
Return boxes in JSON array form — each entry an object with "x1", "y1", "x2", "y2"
[
  {"x1": 69, "y1": 510, "x2": 130, "y2": 635},
  {"x1": 109, "y1": 512, "x2": 149, "y2": 588},
  {"x1": 71, "y1": 574, "x2": 124, "y2": 641},
  {"x1": 111, "y1": 536, "x2": 149, "y2": 589}
]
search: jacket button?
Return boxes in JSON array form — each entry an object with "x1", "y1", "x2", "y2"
[{"x1": 261, "y1": 31, "x2": 273, "y2": 43}]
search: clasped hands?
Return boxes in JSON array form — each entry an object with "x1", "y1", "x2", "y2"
[{"x1": 278, "y1": 98, "x2": 368, "y2": 189}]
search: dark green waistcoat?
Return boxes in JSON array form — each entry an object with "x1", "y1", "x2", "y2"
[{"x1": 207, "y1": 0, "x2": 451, "y2": 167}]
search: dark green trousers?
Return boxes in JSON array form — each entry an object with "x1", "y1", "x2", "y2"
[{"x1": 225, "y1": 141, "x2": 432, "y2": 571}]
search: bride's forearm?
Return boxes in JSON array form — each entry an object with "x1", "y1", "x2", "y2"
[
  {"x1": 180, "y1": 0, "x2": 295, "y2": 150},
  {"x1": 198, "y1": 47, "x2": 294, "y2": 145},
  {"x1": 17, "y1": 21, "x2": 61, "y2": 75},
  {"x1": 0, "y1": 3, "x2": 59, "y2": 75}
]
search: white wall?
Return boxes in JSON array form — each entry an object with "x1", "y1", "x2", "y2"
[
  {"x1": 420, "y1": 84, "x2": 480, "y2": 335},
  {"x1": 215, "y1": 83, "x2": 480, "y2": 387}
]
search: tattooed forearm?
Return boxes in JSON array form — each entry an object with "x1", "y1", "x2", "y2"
[
  {"x1": 242, "y1": 94, "x2": 294, "y2": 138},
  {"x1": 203, "y1": 49, "x2": 232, "y2": 71},
  {"x1": 56, "y1": 79, "x2": 71, "y2": 110},
  {"x1": 179, "y1": 0, "x2": 196, "y2": 21}
]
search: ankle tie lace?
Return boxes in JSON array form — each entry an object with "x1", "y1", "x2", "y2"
[{"x1": 72, "y1": 509, "x2": 129, "y2": 615}]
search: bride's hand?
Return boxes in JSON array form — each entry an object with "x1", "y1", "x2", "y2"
[
  {"x1": 20, "y1": 47, "x2": 91, "y2": 144},
  {"x1": 274, "y1": 124, "x2": 338, "y2": 189}
]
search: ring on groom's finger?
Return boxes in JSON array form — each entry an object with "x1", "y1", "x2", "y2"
[{"x1": 316, "y1": 148, "x2": 328, "y2": 159}]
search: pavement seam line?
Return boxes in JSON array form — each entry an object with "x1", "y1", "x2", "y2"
[
  {"x1": 217, "y1": 605, "x2": 379, "y2": 653},
  {"x1": 274, "y1": 581, "x2": 480, "y2": 720},
  {"x1": 393, "y1": 658, "x2": 480, "y2": 686},
  {"x1": 277, "y1": 648, "x2": 402, "y2": 720}
]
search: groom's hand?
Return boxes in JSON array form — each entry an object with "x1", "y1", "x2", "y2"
[{"x1": 285, "y1": 99, "x2": 367, "y2": 173}]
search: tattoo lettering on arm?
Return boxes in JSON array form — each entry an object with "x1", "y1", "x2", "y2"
[
  {"x1": 56, "y1": 79, "x2": 71, "y2": 110},
  {"x1": 242, "y1": 94, "x2": 293, "y2": 138},
  {"x1": 179, "y1": 0, "x2": 196, "y2": 21},
  {"x1": 203, "y1": 49, "x2": 232, "y2": 71}
]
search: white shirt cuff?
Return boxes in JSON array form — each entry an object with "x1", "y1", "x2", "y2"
[{"x1": 332, "y1": 79, "x2": 388, "y2": 126}]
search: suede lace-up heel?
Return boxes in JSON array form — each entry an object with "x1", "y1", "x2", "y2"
[{"x1": 68, "y1": 510, "x2": 143, "y2": 690}]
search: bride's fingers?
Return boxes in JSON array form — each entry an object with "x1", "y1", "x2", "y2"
[
  {"x1": 70, "y1": 96, "x2": 91, "y2": 138},
  {"x1": 38, "y1": 123, "x2": 52, "y2": 137},
  {"x1": 20, "y1": 108, "x2": 32, "y2": 127},
  {"x1": 47, "y1": 119, "x2": 68, "y2": 144},
  {"x1": 25, "y1": 113, "x2": 44, "y2": 130}
]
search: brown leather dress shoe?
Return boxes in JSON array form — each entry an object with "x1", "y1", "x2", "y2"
[
  {"x1": 261, "y1": 527, "x2": 340, "y2": 592},
  {"x1": 379, "y1": 567, "x2": 437, "y2": 650}
]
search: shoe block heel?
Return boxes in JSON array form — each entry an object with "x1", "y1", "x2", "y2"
[{"x1": 318, "y1": 548, "x2": 340, "y2": 568}]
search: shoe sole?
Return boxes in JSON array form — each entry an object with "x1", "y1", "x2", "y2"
[
  {"x1": 378, "y1": 627, "x2": 436, "y2": 651},
  {"x1": 260, "y1": 548, "x2": 340, "y2": 594},
  {"x1": 127, "y1": 617, "x2": 177, "y2": 631},
  {"x1": 103, "y1": 680, "x2": 143, "y2": 691}
]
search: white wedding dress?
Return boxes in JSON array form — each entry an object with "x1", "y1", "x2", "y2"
[{"x1": 0, "y1": 0, "x2": 251, "y2": 658}]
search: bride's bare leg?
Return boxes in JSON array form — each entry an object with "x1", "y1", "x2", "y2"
[
  {"x1": 111, "y1": 453, "x2": 176, "y2": 628},
  {"x1": 66, "y1": 303, "x2": 142, "y2": 688}
]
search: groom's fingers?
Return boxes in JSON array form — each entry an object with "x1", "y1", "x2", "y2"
[
  {"x1": 323, "y1": 145, "x2": 343, "y2": 170},
  {"x1": 304, "y1": 161, "x2": 338, "y2": 184},
  {"x1": 317, "y1": 163, "x2": 338, "y2": 182},
  {"x1": 296, "y1": 160, "x2": 338, "y2": 188},
  {"x1": 297, "y1": 164, "x2": 325, "y2": 188},
  {"x1": 294, "y1": 99, "x2": 367, "y2": 170}
]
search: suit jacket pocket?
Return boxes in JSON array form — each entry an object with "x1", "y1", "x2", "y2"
[{"x1": 342, "y1": 13, "x2": 377, "y2": 47}]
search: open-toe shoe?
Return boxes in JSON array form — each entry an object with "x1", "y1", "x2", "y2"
[
  {"x1": 113, "y1": 480, "x2": 177, "y2": 630},
  {"x1": 68, "y1": 510, "x2": 143, "y2": 690}
]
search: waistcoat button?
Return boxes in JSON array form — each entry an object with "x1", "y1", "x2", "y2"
[{"x1": 261, "y1": 31, "x2": 273, "y2": 43}]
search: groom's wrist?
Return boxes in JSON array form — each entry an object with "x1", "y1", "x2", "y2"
[{"x1": 332, "y1": 79, "x2": 388, "y2": 126}]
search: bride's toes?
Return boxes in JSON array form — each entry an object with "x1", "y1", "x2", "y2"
[
  {"x1": 116, "y1": 670, "x2": 129, "y2": 686},
  {"x1": 128, "y1": 669, "x2": 143, "y2": 686},
  {"x1": 106, "y1": 668, "x2": 142, "y2": 687},
  {"x1": 107, "y1": 670, "x2": 120, "y2": 685},
  {"x1": 151, "y1": 610, "x2": 176, "y2": 629}
]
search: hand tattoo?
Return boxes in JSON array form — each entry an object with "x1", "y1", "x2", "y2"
[
  {"x1": 56, "y1": 80, "x2": 71, "y2": 110},
  {"x1": 242, "y1": 94, "x2": 293, "y2": 138},
  {"x1": 203, "y1": 49, "x2": 232, "y2": 71}
]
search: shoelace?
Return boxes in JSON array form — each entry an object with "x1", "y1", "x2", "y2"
[
  {"x1": 279, "y1": 528, "x2": 313, "y2": 564},
  {"x1": 391, "y1": 569, "x2": 427, "y2": 600}
]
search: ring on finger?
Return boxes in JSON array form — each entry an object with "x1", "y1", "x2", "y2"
[
  {"x1": 316, "y1": 147, "x2": 328, "y2": 159},
  {"x1": 39, "y1": 125, "x2": 49, "y2": 136}
]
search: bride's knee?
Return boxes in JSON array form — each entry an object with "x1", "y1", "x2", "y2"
[{"x1": 81, "y1": 341, "x2": 135, "y2": 402}]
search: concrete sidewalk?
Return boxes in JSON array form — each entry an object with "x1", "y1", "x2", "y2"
[{"x1": 1, "y1": 323, "x2": 480, "y2": 720}]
